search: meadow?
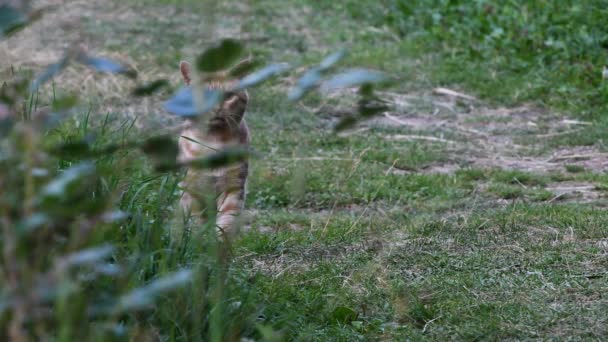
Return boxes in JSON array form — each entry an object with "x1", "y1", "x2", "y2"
[{"x1": 1, "y1": 0, "x2": 607, "y2": 340}]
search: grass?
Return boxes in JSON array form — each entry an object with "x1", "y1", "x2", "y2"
[{"x1": 3, "y1": 0, "x2": 608, "y2": 340}]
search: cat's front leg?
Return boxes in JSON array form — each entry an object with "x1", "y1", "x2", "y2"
[{"x1": 216, "y1": 190, "x2": 244, "y2": 236}]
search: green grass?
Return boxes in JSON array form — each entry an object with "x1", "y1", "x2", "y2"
[
  {"x1": 4, "y1": 0, "x2": 608, "y2": 340},
  {"x1": 310, "y1": 0, "x2": 608, "y2": 145}
]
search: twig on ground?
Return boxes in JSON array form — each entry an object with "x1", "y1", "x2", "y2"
[
  {"x1": 548, "y1": 153, "x2": 606, "y2": 162},
  {"x1": 382, "y1": 112, "x2": 410, "y2": 126},
  {"x1": 561, "y1": 119, "x2": 592, "y2": 126},
  {"x1": 422, "y1": 316, "x2": 442, "y2": 334},
  {"x1": 385, "y1": 134, "x2": 457, "y2": 145},
  {"x1": 534, "y1": 128, "x2": 585, "y2": 138},
  {"x1": 433, "y1": 87, "x2": 476, "y2": 101}
]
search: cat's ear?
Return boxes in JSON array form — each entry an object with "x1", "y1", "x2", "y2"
[{"x1": 179, "y1": 61, "x2": 192, "y2": 85}]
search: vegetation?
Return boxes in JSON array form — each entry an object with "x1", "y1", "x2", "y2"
[
  {"x1": 2, "y1": 0, "x2": 608, "y2": 341},
  {"x1": 345, "y1": 0, "x2": 608, "y2": 115}
]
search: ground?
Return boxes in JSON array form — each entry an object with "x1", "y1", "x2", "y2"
[{"x1": 3, "y1": 0, "x2": 608, "y2": 340}]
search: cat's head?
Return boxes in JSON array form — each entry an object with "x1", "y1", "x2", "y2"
[{"x1": 179, "y1": 60, "x2": 249, "y2": 130}]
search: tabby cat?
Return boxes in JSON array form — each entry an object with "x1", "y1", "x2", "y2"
[{"x1": 176, "y1": 60, "x2": 250, "y2": 236}]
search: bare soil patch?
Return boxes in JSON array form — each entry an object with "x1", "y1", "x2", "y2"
[
  {"x1": 321, "y1": 88, "x2": 608, "y2": 177},
  {"x1": 376, "y1": 90, "x2": 605, "y2": 172},
  {"x1": 1, "y1": 0, "x2": 248, "y2": 129},
  {"x1": 545, "y1": 181, "x2": 602, "y2": 203}
]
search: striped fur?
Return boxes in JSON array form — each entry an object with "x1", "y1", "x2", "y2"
[{"x1": 177, "y1": 61, "x2": 250, "y2": 235}]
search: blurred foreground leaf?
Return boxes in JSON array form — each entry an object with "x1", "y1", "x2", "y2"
[
  {"x1": 100, "y1": 210, "x2": 129, "y2": 223},
  {"x1": 234, "y1": 63, "x2": 289, "y2": 90},
  {"x1": 51, "y1": 94, "x2": 78, "y2": 112},
  {"x1": 288, "y1": 50, "x2": 346, "y2": 101},
  {"x1": 132, "y1": 79, "x2": 169, "y2": 96},
  {"x1": 16, "y1": 213, "x2": 50, "y2": 236},
  {"x1": 186, "y1": 146, "x2": 250, "y2": 169},
  {"x1": 79, "y1": 55, "x2": 137, "y2": 79},
  {"x1": 164, "y1": 86, "x2": 223, "y2": 117},
  {"x1": 288, "y1": 68, "x2": 322, "y2": 101},
  {"x1": 59, "y1": 245, "x2": 114, "y2": 269},
  {"x1": 196, "y1": 39, "x2": 244, "y2": 72},
  {"x1": 333, "y1": 84, "x2": 391, "y2": 131},
  {"x1": 228, "y1": 57, "x2": 261, "y2": 78},
  {"x1": 164, "y1": 87, "x2": 196, "y2": 116},
  {"x1": 358, "y1": 102, "x2": 389, "y2": 117},
  {"x1": 30, "y1": 56, "x2": 69, "y2": 91},
  {"x1": 318, "y1": 50, "x2": 346, "y2": 71},
  {"x1": 193, "y1": 87, "x2": 223, "y2": 114},
  {"x1": 40, "y1": 162, "x2": 96, "y2": 199},
  {"x1": 114, "y1": 269, "x2": 192, "y2": 313},
  {"x1": 322, "y1": 69, "x2": 387, "y2": 90},
  {"x1": 0, "y1": 5, "x2": 27, "y2": 37},
  {"x1": 333, "y1": 115, "x2": 358, "y2": 132},
  {"x1": 50, "y1": 140, "x2": 92, "y2": 158},
  {"x1": 140, "y1": 135, "x2": 179, "y2": 170}
]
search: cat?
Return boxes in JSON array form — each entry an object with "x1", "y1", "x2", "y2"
[{"x1": 175, "y1": 60, "x2": 250, "y2": 237}]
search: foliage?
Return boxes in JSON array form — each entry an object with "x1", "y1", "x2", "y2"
[
  {"x1": 6, "y1": 0, "x2": 608, "y2": 340},
  {"x1": 343, "y1": 0, "x2": 608, "y2": 118},
  {"x1": 0, "y1": 2, "x2": 390, "y2": 341}
]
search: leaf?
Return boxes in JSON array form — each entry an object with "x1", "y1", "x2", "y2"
[
  {"x1": 333, "y1": 115, "x2": 359, "y2": 132},
  {"x1": 114, "y1": 269, "x2": 193, "y2": 313},
  {"x1": 101, "y1": 210, "x2": 129, "y2": 223},
  {"x1": 164, "y1": 86, "x2": 222, "y2": 117},
  {"x1": 330, "y1": 306, "x2": 358, "y2": 324},
  {"x1": 288, "y1": 50, "x2": 347, "y2": 101},
  {"x1": 186, "y1": 147, "x2": 250, "y2": 169},
  {"x1": 16, "y1": 213, "x2": 50, "y2": 236},
  {"x1": 322, "y1": 69, "x2": 387, "y2": 90},
  {"x1": 40, "y1": 162, "x2": 96, "y2": 199},
  {"x1": 358, "y1": 101, "x2": 390, "y2": 117},
  {"x1": 0, "y1": 5, "x2": 27, "y2": 37},
  {"x1": 50, "y1": 140, "x2": 92, "y2": 158},
  {"x1": 318, "y1": 50, "x2": 346, "y2": 71},
  {"x1": 51, "y1": 94, "x2": 78, "y2": 112},
  {"x1": 234, "y1": 63, "x2": 290, "y2": 90},
  {"x1": 357, "y1": 84, "x2": 390, "y2": 117},
  {"x1": 79, "y1": 55, "x2": 137, "y2": 79},
  {"x1": 164, "y1": 87, "x2": 196, "y2": 116},
  {"x1": 60, "y1": 245, "x2": 115, "y2": 268},
  {"x1": 80, "y1": 55, "x2": 126, "y2": 73},
  {"x1": 193, "y1": 86, "x2": 223, "y2": 114},
  {"x1": 29, "y1": 56, "x2": 70, "y2": 91},
  {"x1": 93, "y1": 263, "x2": 122, "y2": 277},
  {"x1": 358, "y1": 83, "x2": 375, "y2": 98},
  {"x1": 228, "y1": 57, "x2": 261, "y2": 78},
  {"x1": 141, "y1": 136, "x2": 178, "y2": 156},
  {"x1": 196, "y1": 39, "x2": 244, "y2": 72},
  {"x1": 132, "y1": 79, "x2": 170, "y2": 96},
  {"x1": 288, "y1": 68, "x2": 322, "y2": 101},
  {"x1": 140, "y1": 136, "x2": 179, "y2": 170}
]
